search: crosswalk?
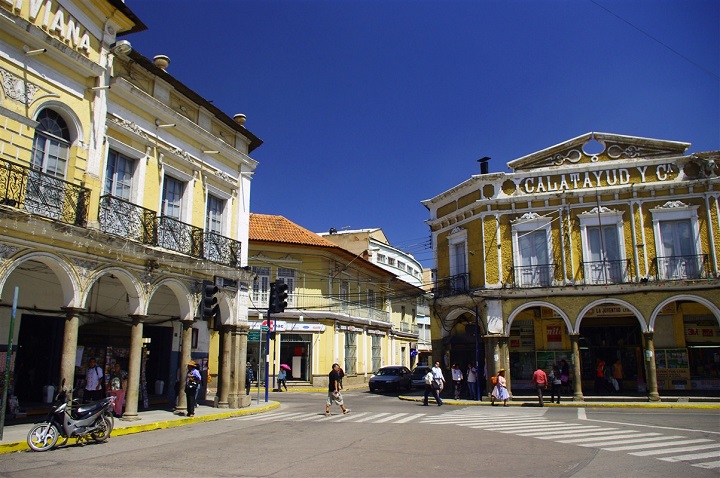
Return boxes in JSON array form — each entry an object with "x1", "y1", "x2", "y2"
[{"x1": 233, "y1": 407, "x2": 720, "y2": 469}]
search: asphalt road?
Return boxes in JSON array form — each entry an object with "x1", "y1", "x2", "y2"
[{"x1": 1, "y1": 390, "x2": 718, "y2": 477}]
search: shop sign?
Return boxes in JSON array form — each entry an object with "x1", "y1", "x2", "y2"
[
  {"x1": 250, "y1": 320, "x2": 286, "y2": 332},
  {"x1": 285, "y1": 323, "x2": 325, "y2": 332},
  {"x1": 546, "y1": 324, "x2": 563, "y2": 349},
  {"x1": 337, "y1": 325, "x2": 362, "y2": 333},
  {"x1": 367, "y1": 329, "x2": 386, "y2": 336},
  {"x1": 685, "y1": 325, "x2": 720, "y2": 343},
  {"x1": 586, "y1": 305, "x2": 632, "y2": 317},
  {"x1": 5, "y1": 0, "x2": 94, "y2": 55}
]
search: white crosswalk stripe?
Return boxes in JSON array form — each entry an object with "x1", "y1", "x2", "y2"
[{"x1": 233, "y1": 406, "x2": 719, "y2": 469}]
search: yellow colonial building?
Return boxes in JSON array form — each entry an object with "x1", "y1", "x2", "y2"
[
  {"x1": 247, "y1": 214, "x2": 423, "y2": 389},
  {"x1": 0, "y1": 0, "x2": 260, "y2": 416},
  {"x1": 423, "y1": 133, "x2": 720, "y2": 399}
]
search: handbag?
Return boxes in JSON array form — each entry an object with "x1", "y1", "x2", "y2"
[{"x1": 432, "y1": 379, "x2": 441, "y2": 390}]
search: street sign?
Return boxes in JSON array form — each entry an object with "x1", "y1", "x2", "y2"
[
  {"x1": 248, "y1": 330, "x2": 261, "y2": 341},
  {"x1": 260, "y1": 325, "x2": 269, "y2": 332}
]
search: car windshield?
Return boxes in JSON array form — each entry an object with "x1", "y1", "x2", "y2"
[
  {"x1": 375, "y1": 368, "x2": 400, "y2": 376},
  {"x1": 412, "y1": 368, "x2": 428, "y2": 377}
]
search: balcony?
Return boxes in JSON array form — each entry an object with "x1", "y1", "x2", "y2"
[
  {"x1": 655, "y1": 254, "x2": 708, "y2": 281},
  {"x1": 99, "y1": 195, "x2": 157, "y2": 244},
  {"x1": 582, "y1": 259, "x2": 631, "y2": 285},
  {"x1": 512, "y1": 264, "x2": 555, "y2": 288},
  {"x1": 284, "y1": 293, "x2": 389, "y2": 322},
  {"x1": 0, "y1": 159, "x2": 90, "y2": 226},
  {"x1": 157, "y1": 215, "x2": 204, "y2": 259},
  {"x1": 204, "y1": 230, "x2": 242, "y2": 268},
  {"x1": 434, "y1": 273, "x2": 470, "y2": 298}
]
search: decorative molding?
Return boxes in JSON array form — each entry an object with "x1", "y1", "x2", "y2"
[
  {"x1": 449, "y1": 226, "x2": 464, "y2": 236},
  {"x1": 0, "y1": 67, "x2": 40, "y2": 104},
  {"x1": 551, "y1": 149, "x2": 582, "y2": 166},
  {"x1": 658, "y1": 200, "x2": 689, "y2": 209},
  {"x1": 71, "y1": 258, "x2": 99, "y2": 280},
  {"x1": 511, "y1": 212, "x2": 541, "y2": 223},
  {"x1": 0, "y1": 244, "x2": 20, "y2": 261},
  {"x1": 579, "y1": 206, "x2": 619, "y2": 216},
  {"x1": 108, "y1": 116, "x2": 150, "y2": 140},
  {"x1": 605, "y1": 142, "x2": 678, "y2": 160}
]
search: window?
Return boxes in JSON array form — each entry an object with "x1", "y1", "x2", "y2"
[
  {"x1": 162, "y1": 176, "x2": 184, "y2": 219},
  {"x1": 447, "y1": 226, "x2": 468, "y2": 292},
  {"x1": 367, "y1": 289, "x2": 376, "y2": 310},
  {"x1": 371, "y1": 335, "x2": 382, "y2": 371},
  {"x1": 388, "y1": 257, "x2": 396, "y2": 266},
  {"x1": 651, "y1": 201, "x2": 702, "y2": 280},
  {"x1": 277, "y1": 267, "x2": 295, "y2": 307},
  {"x1": 28, "y1": 109, "x2": 70, "y2": 219},
  {"x1": 251, "y1": 267, "x2": 270, "y2": 308},
  {"x1": 511, "y1": 213, "x2": 552, "y2": 287},
  {"x1": 340, "y1": 280, "x2": 349, "y2": 309},
  {"x1": 579, "y1": 207, "x2": 626, "y2": 284},
  {"x1": 398, "y1": 261, "x2": 406, "y2": 271},
  {"x1": 105, "y1": 150, "x2": 135, "y2": 200},
  {"x1": 206, "y1": 194, "x2": 224, "y2": 233},
  {"x1": 344, "y1": 332, "x2": 357, "y2": 375},
  {"x1": 377, "y1": 254, "x2": 387, "y2": 264}
]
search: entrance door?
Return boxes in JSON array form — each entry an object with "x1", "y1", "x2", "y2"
[{"x1": 15, "y1": 315, "x2": 63, "y2": 402}]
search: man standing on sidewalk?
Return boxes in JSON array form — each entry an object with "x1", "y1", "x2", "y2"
[{"x1": 530, "y1": 366, "x2": 548, "y2": 406}]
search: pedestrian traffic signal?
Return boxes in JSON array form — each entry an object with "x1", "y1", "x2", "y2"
[
  {"x1": 275, "y1": 282, "x2": 289, "y2": 313},
  {"x1": 201, "y1": 279, "x2": 219, "y2": 320}
]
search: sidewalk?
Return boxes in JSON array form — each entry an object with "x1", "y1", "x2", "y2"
[{"x1": 0, "y1": 398, "x2": 279, "y2": 455}]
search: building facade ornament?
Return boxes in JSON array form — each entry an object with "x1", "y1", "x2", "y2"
[{"x1": 0, "y1": 67, "x2": 40, "y2": 104}]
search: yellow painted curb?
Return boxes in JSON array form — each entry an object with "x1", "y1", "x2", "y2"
[
  {"x1": 0, "y1": 402, "x2": 280, "y2": 455},
  {"x1": 398, "y1": 395, "x2": 720, "y2": 409}
]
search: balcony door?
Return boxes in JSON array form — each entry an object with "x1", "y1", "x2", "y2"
[
  {"x1": 517, "y1": 230, "x2": 551, "y2": 287},
  {"x1": 586, "y1": 225, "x2": 622, "y2": 283},
  {"x1": 659, "y1": 219, "x2": 698, "y2": 279},
  {"x1": 28, "y1": 109, "x2": 70, "y2": 219}
]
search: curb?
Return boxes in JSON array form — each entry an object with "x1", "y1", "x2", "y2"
[
  {"x1": 397, "y1": 395, "x2": 720, "y2": 409},
  {"x1": 0, "y1": 401, "x2": 280, "y2": 455}
]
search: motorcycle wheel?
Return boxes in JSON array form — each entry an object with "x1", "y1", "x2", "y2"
[
  {"x1": 90, "y1": 416, "x2": 113, "y2": 442},
  {"x1": 27, "y1": 423, "x2": 59, "y2": 452}
]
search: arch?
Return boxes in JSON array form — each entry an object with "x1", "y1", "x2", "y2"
[
  {"x1": 31, "y1": 101, "x2": 84, "y2": 147},
  {"x1": 650, "y1": 294, "x2": 720, "y2": 330},
  {"x1": 83, "y1": 267, "x2": 145, "y2": 316},
  {"x1": 216, "y1": 291, "x2": 234, "y2": 326},
  {"x1": 148, "y1": 278, "x2": 194, "y2": 320},
  {"x1": 0, "y1": 251, "x2": 80, "y2": 307},
  {"x1": 506, "y1": 301, "x2": 572, "y2": 336},
  {"x1": 442, "y1": 306, "x2": 483, "y2": 336},
  {"x1": 575, "y1": 298, "x2": 648, "y2": 334}
]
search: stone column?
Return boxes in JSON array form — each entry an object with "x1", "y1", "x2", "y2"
[
  {"x1": 484, "y1": 335, "x2": 501, "y2": 398},
  {"x1": 643, "y1": 332, "x2": 660, "y2": 401},
  {"x1": 217, "y1": 325, "x2": 231, "y2": 408},
  {"x1": 570, "y1": 334, "x2": 584, "y2": 401},
  {"x1": 59, "y1": 308, "x2": 82, "y2": 400},
  {"x1": 227, "y1": 326, "x2": 239, "y2": 408},
  {"x1": 237, "y1": 324, "x2": 251, "y2": 408},
  {"x1": 499, "y1": 336, "x2": 511, "y2": 391},
  {"x1": 175, "y1": 320, "x2": 193, "y2": 414},
  {"x1": 122, "y1": 315, "x2": 145, "y2": 420}
]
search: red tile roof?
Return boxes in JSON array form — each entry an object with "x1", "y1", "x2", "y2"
[{"x1": 249, "y1": 213, "x2": 339, "y2": 248}]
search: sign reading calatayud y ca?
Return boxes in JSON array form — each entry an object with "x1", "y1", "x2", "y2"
[{"x1": 520, "y1": 164, "x2": 676, "y2": 194}]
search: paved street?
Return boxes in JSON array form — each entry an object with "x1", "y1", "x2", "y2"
[{"x1": 1, "y1": 391, "x2": 718, "y2": 477}]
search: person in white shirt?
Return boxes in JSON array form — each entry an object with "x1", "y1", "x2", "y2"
[
  {"x1": 422, "y1": 367, "x2": 443, "y2": 406},
  {"x1": 466, "y1": 363, "x2": 478, "y2": 400},
  {"x1": 431, "y1": 361, "x2": 445, "y2": 395},
  {"x1": 451, "y1": 363, "x2": 463, "y2": 399},
  {"x1": 84, "y1": 358, "x2": 104, "y2": 403}
]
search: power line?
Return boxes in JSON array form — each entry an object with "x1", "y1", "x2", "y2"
[{"x1": 590, "y1": 0, "x2": 719, "y2": 82}]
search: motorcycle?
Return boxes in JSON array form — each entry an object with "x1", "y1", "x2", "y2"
[{"x1": 27, "y1": 384, "x2": 115, "y2": 452}]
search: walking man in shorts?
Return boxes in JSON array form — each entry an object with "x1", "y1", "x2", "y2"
[{"x1": 325, "y1": 363, "x2": 349, "y2": 416}]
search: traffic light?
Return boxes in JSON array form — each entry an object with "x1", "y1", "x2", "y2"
[
  {"x1": 275, "y1": 282, "x2": 289, "y2": 313},
  {"x1": 201, "y1": 279, "x2": 219, "y2": 319},
  {"x1": 268, "y1": 282, "x2": 277, "y2": 313},
  {"x1": 268, "y1": 282, "x2": 289, "y2": 313}
]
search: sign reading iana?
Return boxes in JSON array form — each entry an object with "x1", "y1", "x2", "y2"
[
  {"x1": 520, "y1": 164, "x2": 676, "y2": 194},
  {"x1": 4, "y1": 0, "x2": 92, "y2": 54}
]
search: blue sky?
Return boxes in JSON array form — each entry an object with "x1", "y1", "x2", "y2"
[{"x1": 125, "y1": 0, "x2": 719, "y2": 268}]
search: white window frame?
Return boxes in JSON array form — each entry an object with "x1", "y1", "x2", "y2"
[
  {"x1": 276, "y1": 267, "x2": 296, "y2": 307},
  {"x1": 650, "y1": 201, "x2": 701, "y2": 280},
  {"x1": 511, "y1": 213, "x2": 553, "y2": 287},
  {"x1": 251, "y1": 266, "x2": 270, "y2": 308},
  {"x1": 578, "y1": 207, "x2": 627, "y2": 284}
]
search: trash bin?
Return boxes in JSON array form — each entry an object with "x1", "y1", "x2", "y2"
[
  {"x1": 43, "y1": 385, "x2": 55, "y2": 403},
  {"x1": 154, "y1": 380, "x2": 164, "y2": 395}
]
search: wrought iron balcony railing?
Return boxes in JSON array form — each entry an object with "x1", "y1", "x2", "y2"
[
  {"x1": 99, "y1": 195, "x2": 157, "y2": 244},
  {"x1": 157, "y1": 215, "x2": 204, "y2": 259},
  {"x1": 655, "y1": 254, "x2": 708, "y2": 281},
  {"x1": 0, "y1": 159, "x2": 90, "y2": 226},
  {"x1": 434, "y1": 272, "x2": 470, "y2": 298},
  {"x1": 512, "y1": 264, "x2": 555, "y2": 288},
  {"x1": 204, "y1": 230, "x2": 241, "y2": 268},
  {"x1": 582, "y1": 259, "x2": 631, "y2": 285}
]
